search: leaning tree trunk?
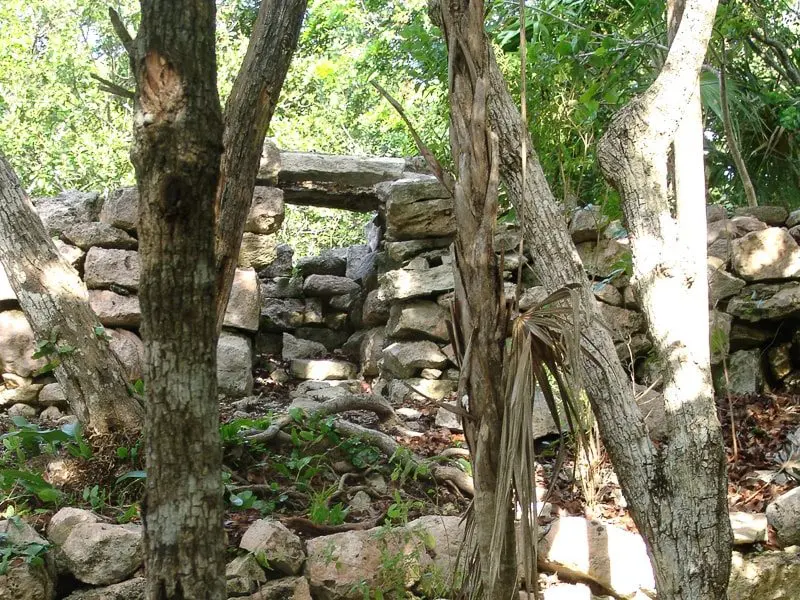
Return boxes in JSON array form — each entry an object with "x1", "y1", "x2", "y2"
[
  {"x1": 126, "y1": 1, "x2": 226, "y2": 598},
  {"x1": 0, "y1": 155, "x2": 144, "y2": 435},
  {"x1": 598, "y1": 0, "x2": 732, "y2": 597},
  {"x1": 213, "y1": 0, "x2": 307, "y2": 331},
  {"x1": 438, "y1": 2, "x2": 517, "y2": 598}
]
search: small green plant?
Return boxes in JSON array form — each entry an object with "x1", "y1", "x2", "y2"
[
  {"x1": 308, "y1": 486, "x2": 349, "y2": 526},
  {"x1": 0, "y1": 517, "x2": 50, "y2": 576},
  {"x1": 31, "y1": 328, "x2": 76, "y2": 375},
  {"x1": 82, "y1": 485, "x2": 107, "y2": 512}
]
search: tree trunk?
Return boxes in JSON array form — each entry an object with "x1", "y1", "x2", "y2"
[
  {"x1": 597, "y1": 0, "x2": 732, "y2": 597},
  {"x1": 0, "y1": 155, "x2": 144, "y2": 435},
  {"x1": 438, "y1": 2, "x2": 517, "y2": 598},
  {"x1": 213, "y1": 0, "x2": 307, "y2": 332},
  {"x1": 127, "y1": 1, "x2": 226, "y2": 598}
]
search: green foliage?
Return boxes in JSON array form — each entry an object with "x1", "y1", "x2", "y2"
[{"x1": 0, "y1": 517, "x2": 50, "y2": 576}]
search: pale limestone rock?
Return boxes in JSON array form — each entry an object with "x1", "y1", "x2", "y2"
[
  {"x1": 731, "y1": 227, "x2": 800, "y2": 281},
  {"x1": 708, "y1": 265, "x2": 746, "y2": 306},
  {"x1": 59, "y1": 522, "x2": 143, "y2": 585},
  {"x1": 377, "y1": 264, "x2": 454, "y2": 302},
  {"x1": 0, "y1": 310, "x2": 48, "y2": 377},
  {"x1": 37, "y1": 383, "x2": 66, "y2": 406},
  {"x1": 730, "y1": 512, "x2": 768, "y2": 545},
  {"x1": 88, "y1": 290, "x2": 140, "y2": 328},
  {"x1": 575, "y1": 239, "x2": 629, "y2": 280},
  {"x1": 84, "y1": 248, "x2": 139, "y2": 291},
  {"x1": 569, "y1": 205, "x2": 604, "y2": 243},
  {"x1": 33, "y1": 190, "x2": 102, "y2": 236},
  {"x1": 238, "y1": 233, "x2": 279, "y2": 269},
  {"x1": 290, "y1": 359, "x2": 357, "y2": 381},
  {"x1": 359, "y1": 327, "x2": 387, "y2": 378},
  {"x1": 61, "y1": 577, "x2": 145, "y2": 600},
  {"x1": 386, "y1": 301, "x2": 449, "y2": 343},
  {"x1": 239, "y1": 519, "x2": 305, "y2": 575},
  {"x1": 733, "y1": 205, "x2": 789, "y2": 226},
  {"x1": 238, "y1": 576, "x2": 312, "y2": 600},
  {"x1": 728, "y1": 549, "x2": 800, "y2": 600},
  {"x1": 727, "y1": 282, "x2": 800, "y2": 322},
  {"x1": 61, "y1": 222, "x2": 137, "y2": 250},
  {"x1": 767, "y1": 487, "x2": 800, "y2": 546},
  {"x1": 99, "y1": 187, "x2": 138, "y2": 232},
  {"x1": 303, "y1": 274, "x2": 360, "y2": 297},
  {"x1": 388, "y1": 378, "x2": 457, "y2": 404},
  {"x1": 282, "y1": 333, "x2": 327, "y2": 361},
  {"x1": 108, "y1": 329, "x2": 144, "y2": 382},
  {"x1": 536, "y1": 517, "x2": 655, "y2": 598},
  {"x1": 245, "y1": 186, "x2": 284, "y2": 235},
  {"x1": 382, "y1": 341, "x2": 448, "y2": 379},
  {"x1": 217, "y1": 332, "x2": 253, "y2": 397},
  {"x1": 223, "y1": 268, "x2": 261, "y2": 332}
]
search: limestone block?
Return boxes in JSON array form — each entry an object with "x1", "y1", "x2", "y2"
[
  {"x1": 238, "y1": 233, "x2": 279, "y2": 270},
  {"x1": 99, "y1": 187, "x2": 138, "y2": 232},
  {"x1": 303, "y1": 274, "x2": 360, "y2": 297},
  {"x1": 0, "y1": 310, "x2": 47, "y2": 377},
  {"x1": 239, "y1": 519, "x2": 305, "y2": 576},
  {"x1": 377, "y1": 264, "x2": 454, "y2": 302},
  {"x1": 33, "y1": 190, "x2": 102, "y2": 236},
  {"x1": 89, "y1": 290, "x2": 140, "y2": 328},
  {"x1": 84, "y1": 248, "x2": 139, "y2": 291},
  {"x1": 217, "y1": 332, "x2": 253, "y2": 397},
  {"x1": 731, "y1": 228, "x2": 800, "y2": 281},
  {"x1": 727, "y1": 282, "x2": 800, "y2": 322},
  {"x1": 569, "y1": 205, "x2": 604, "y2": 243},
  {"x1": 386, "y1": 301, "x2": 449, "y2": 343},
  {"x1": 61, "y1": 222, "x2": 137, "y2": 251},
  {"x1": 223, "y1": 268, "x2": 260, "y2": 332},
  {"x1": 382, "y1": 341, "x2": 448, "y2": 379},
  {"x1": 733, "y1": 205, "x2": 789, "y2": 226},
  {"x1": 289, "y1": 359, "x2": 357, "y2": 381},
  {"x1": 245, "y1": 186, "x2": 284, "y2": 235}
]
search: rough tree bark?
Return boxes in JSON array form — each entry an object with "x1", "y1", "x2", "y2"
[
  {"x1": 125, "y1": 1, "x2": 226, "y2": 598},
  {"x1": 213, "y1": 0, "x2": 307, "y2": 331},
  {"x1": 598, "y1": 0, "x2": 732, "y2": 597},
  {"x1": 0, "y1": 156, "x2": 144, "y2": 434},
  {"x1": 438, "y1": 2, "x2": 517, "y2": 598},
  {"x1": 430, "y1": 1, "x2": 731, "y2": 597}
]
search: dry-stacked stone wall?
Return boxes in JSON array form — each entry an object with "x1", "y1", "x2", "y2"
[{"x1": 2, "y1": 150, "x2": 800, "y2": 428}]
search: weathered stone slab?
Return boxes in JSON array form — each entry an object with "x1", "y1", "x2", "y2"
[
  {"x1": 260, "y1": 298, "x2": 304, "y2": 332},
  {"x1": 733, "y1": 205, "x2": 789, "y2": 226},
  {"x1": 33, "y1": 190, "x2": 102, "y2": 236},
  {"x1": 282, "y1": 333, "x2": 327, "y2": 361},
  {"x1": 61, "y1": 222, "x2": 137, "y2": 251},
  {"x1": 239, "y1": 519, "x2": 305, "y2": 576},
  {"x1": 706, "y1": 204, "x2": 727, "y2": 223},
  {"x1": 386, "y1": 301, "x2": 449, "y2": 343},
  {"x1": 223, "y1": 268, "x2": 260, "y2": 332},
  {"x1": 377, "y1": 264, "x2": 454, "y2": 302},
  {"x1": 89, "y1": 290, "x2": 141, "y2": 328},
  {"x1": 382, "y1": 341, "x2": 448, "y2": 378},
  {"x1": 591, "y1": 281, "x2": 623, "y2": 306},
  {"x1": 728, "y1": 549, "x2": 800, "y2": 600},
  {"x1": 0, "y1": 310, "x2": 48, "y2": 377},
  {"x1": 245, "y1": 186, "x2": 284, "y2": 235},
  {"x1": 345, "y1": 245, "x2": 377, "y2": 282},
  {"x1": 727, "y1": 282, "x2": 800, "y2": 321},
  {"x1": 569, "y1": 205, "x2": 604, "y2": 243},
  {"x1": 360, "y1": 328, "x2": 387, "y2": 377},
  {"x1": 59, "y1": 522, "x2": 143, "y2": 585},
  {"x1": 385, "y1": 196, "x2": 455, "y2": 241},
  {"x1": 576, "y1": 239, "x2": 630, "y2": 280},
  {"x1": 597, "y1": 304, "x2": 645, "y2": 342},
  {"x1": 217, "y1": 332, "x2": 253, "y2": 397},
  {"x1": 100, "y1": 187, "x2": 138, "y2": 232},
  {"x1": 260, "y1": 276, "x2": 303, "y2": 299},
  {"x1": 385, "y1": 238, "x2": 452, "y2": 263},
  {"x1": 731, "y1": 228, "x2": 800, "y2": 281},
  {"x1": 108, "y1": 329, "x2": 145, "y2": 382},
  {"x1": 294, "y1": 327, "x2": 350, "y2": 352},
  {"x1": 718, "y1": 349, "x2": 763, "y2": 395},
  {"x1": 388, "y1": 378, "x2": 457, "y2": 404},
  {"x1": 766, "y1": 487, "x2": 800, "y2": 546},
  {"x1": 289, "y1": 359, "x2": 357, "y2": 380},
  {"x1": 362, "y1": 290, "x2": 390, "y2": 326},
  {"x1": 708, "y1": 265, "x2": 746, "y2": 306},
  {"x1": 238, "y1": 233, "x2": 279, "y2": 270},
  {"x1": 303, "y1": 274, "x2": 360, "y2": 297},
  {"x1": 84, "y1": 248, "x2": 140, "y2": 291},
  {"x1": 258, "y1": 243, "x2": 293, "y2": 278},
  {"x1": 297, "y1": 249, "x2": 347, "y2": 277}
]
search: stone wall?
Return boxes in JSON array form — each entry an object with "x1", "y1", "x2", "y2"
[{"x1": 2, "y1": 150, "x2": 799, "y2": 424}]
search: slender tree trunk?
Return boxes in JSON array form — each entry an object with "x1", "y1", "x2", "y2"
[
  {"x1": 126, "y1": 1, "x2": 226, "y2": 598},
  {"x1": 438, "y1": 2, "x2": 517, "y2": 598},
  {"x1": 598, "y1": 1, "x2": 732, "y2": 597},
  {"x1": 213, "y1": 0, "x2": 307, "y2": 331},
  {"x1": 0, "y1": 155, "x2": 144, "y2": 435}
]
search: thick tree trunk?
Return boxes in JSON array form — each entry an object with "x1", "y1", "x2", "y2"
[
  {"x1": 0, "y1": 155, "x2": 144, "y2": 434},
  {"x1": 598, "y1": 1, "x2": 732, "y2": 598},
  {"x1": 213, "y1": 0, "x2": 307, "y2": 331},
  {"x1": 438, "y1": 3, "x2": 517, "y2": 598},
  {"x1": 127, "y1": 2, "x2": 226, "y2": 598}
]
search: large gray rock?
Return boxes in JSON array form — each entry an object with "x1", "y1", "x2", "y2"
[
  {"x1": 245, "y1": 186, "x2": 284, "y2": 235},
  {"x1": 108, "y1": 329, "x2": 145, "y2": 382},
  {"x1": 708, "y1": 265, "x2": 746, "y2": 306},
  {"x1": 730, "y1": 321, "x2": 776, "y2": 350},
  {"x1": 569, "y1": 205, "x2": 604, "y2": 243},
  {"x1": 260, "y1": 276, "x2": 303, "y2": 299},
  {"x1": 727, "y1": 282, "x2": 800, "y2": 321},
  {"x1": 733, "y1": 205, "x2": 789, "y2": 226},
  {"x1": 382, "y1": 341, "x2": 448, "y2": 378},
  {"x1": 707, "y1": 204, "x2": 727, "y2": 223},
  {"x1": 728, "y1": 549, "x2": 800, "y2": 600},
  {"x1": 385, "y1": 238, "x2": 452, "y2": 263},
  {"x1": 238, "y1": 233, "x2": 279, "y2": 270},
  {"x1": 223, "y1": 268, "x2": 260, "y2": 332},
  {"x1": 361, "y1": 290, "x2": 390, "y2": 326},
  {"x1": 575, "y1": 239, "x2": 630, "y2": 280},
  {"x1": 0, "y1": 557, "x2": 55, "y2": 600},
  {"x1": 709, "y1": 310, "x2": 732, "y2": 366},
  {"x1": 0, "y1": 310, "x2": 47, "y2": 377},
  {"x1": 294, "y1": 327, "x2": 350, "y2": 352},
  {"x1": 225, "y1": 554, "x2": 266, "y2": 596},
  {"x1": 708, "y1": 236, "x2": 733, "y2": 264},
  {"x1": 597, "y1": 304, "x2": 645, "y2": 342},
  {"x1": 33, "y1": 190, "x2": 102, "y2": 236},
  {"x1": 297, "y1": 249, "x2": 347, "y2": 277},
  {"x1": 37, "y1": 383, "x2": 67, "y2": 406},
  {"x1": 359, "y1": 328, "x2": 387, "y2": 377},
  {"x1": 731, "y1": 215, "x2": 769, "y2": 236},
  {"x1": 53, "y1": 239, "x2": 86, "y2": 270},
  {"x1": 59, "y1": 522, "x2": 143, "y2": 585},
  {"x1": 88, "y1": 291, "x2": 141, "y2": 328},
  {"x1": 61, "y1": 578, "x2": 145, "y2": 600},
  {"x1": 378, "y1": 176, "x2": 454, "y2": 241},
  {"x1": 766, "y1": 487, "x2": 800, "y2": 546},
  {"x1": 258, "y1": 243, "x2": 293, "y2": 278},
  {"x1": 46, "y1": 508, "x2": 101, "y2": 574},
  {"x1": 388, "y1": 378, "x2": 456, "y2": 404},
  {"x1": 260, "y1": 298, "x2": 304, "y2": 332},
  {"x1": 278, "y1": 151, "x2": 406, "y2": 187},
  {"x1": 787, "y1": 209, "x2": 800, "y2": 229},
  {"x1": 537, "y1": 517, "x2": 655, "y2": 599},
  {"x1": 707, "y1": 219, "x2": 738, "y2": 245},
  {"x1": 303, "y1": 274, "x2": 360, "y2": 297},
  {"x1": 386, "y1": 301, "x2": 449, "y2": 343},
  {"x1": 61, "y1": 222, "x2": 137, "y2": 251},
  {"x1": 591, "y1": 281, "x2": 623, "y2": 306},
  {"x1": 730, "y1": 512, "x2": 768, "y2": 545},
  {"x1": 84, "y1": 248, "x2": 140, "y2": 291},
  {"x1": 217, "y1": 332, "x2": 254, "y2": 397},
  {"x1": 405, "y1": 515, "x2": 465, "y2": 596},
  {"x1": 100, "y1": 188, "x2": 138, "y2": 232},
  {"x1": 377, "y1": 264, "x2": 454, "y2": 302},
  {"x1": 282, "y1": 333, "x2": 327, "y2": 361},
  {"x1": 731, "y1": 228, "x2": 800, "y2": 281},
  {"x1": 235, "y1": 576, "x2": 311, "y2": 600},
  {"x1": 239, "y1": 519, "x2": 305, "y2": 576},
  {"x1": 345, "y1": 245, "x2": 378, "y2": 283},
  {"x1": 721, "y1": 350, "x2": 763, "y2": 395},
  {"x1": 289, "y1": 359, "x2": 357, "y2": 381}
]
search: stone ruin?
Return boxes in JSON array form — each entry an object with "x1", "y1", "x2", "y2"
[{"x1": 2, "y1": 147, "x2": 800, "y2": 431}]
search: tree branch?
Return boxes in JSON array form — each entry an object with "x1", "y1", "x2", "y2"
[
  {"x1": 89, "y1": 73, "x2": 134, "y2": 100},
  {"x1": 108, "y1": 8, "x2": 134, "y2": 59}
]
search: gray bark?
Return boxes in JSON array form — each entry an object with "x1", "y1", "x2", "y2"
[
  {"x1": 598, "y1": 0, "x2": 732, "y2": 597},
  {"x1": 127, "y1": 1, "x2": 225, "y2": 598},
  {"x1": 0, "y1": 155, "x2": 144, "y2": 435}
]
